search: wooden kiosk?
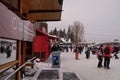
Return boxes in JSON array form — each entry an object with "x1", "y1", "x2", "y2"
[{"x1": 0, "y1": 0, "x2": 63, "y2": 80}]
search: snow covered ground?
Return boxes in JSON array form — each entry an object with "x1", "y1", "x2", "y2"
[
  {"x1": 60, "y1": 52, "x2": 120, "y2": 80},
  {"x1": 24, "y1": 50, "x2": 120, "y2": 80}
]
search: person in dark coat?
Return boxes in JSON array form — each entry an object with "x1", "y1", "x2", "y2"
[
  {"x1": 97, "y1": 45, "x2": 104, "y2": 68},
  {"x1": 51, "y1": 44, "x2": 58, "y2": 51},
  {"x1": 85, "y1": 47, "x2": 90, "y2": 59}
]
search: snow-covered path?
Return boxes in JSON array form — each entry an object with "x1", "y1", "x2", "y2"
[
  {"x1": 24, "y1": 51, "x2": 120, "y2": 80},
  {"x1": 60, "y1": 51, "x2": 120, "y2": 80}
]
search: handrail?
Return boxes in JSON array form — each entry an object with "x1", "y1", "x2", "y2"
[{"x1": 3, "y1": 57, "x2": 37, "y2": 80}]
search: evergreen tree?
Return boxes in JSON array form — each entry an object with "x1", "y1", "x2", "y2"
[
  {"x1": 63, "y1": 28, "x2": 66, "y2": 38},
  {"x1": 53, "y1": 27, "x2": 58, "y2": 36},
  {"x1": 59, "y1": 29, "x2": 63, "y2": 37},
  {"x1": 49, "y1": 30, "x2": 53, "y2": 35},
  {"x1": 67, "y1": 25, "x2": 71, "y2": 41}
]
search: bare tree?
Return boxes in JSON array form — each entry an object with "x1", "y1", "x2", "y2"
[{"x1": 71, "y1": 21, "x2": 85, "y2": 44}]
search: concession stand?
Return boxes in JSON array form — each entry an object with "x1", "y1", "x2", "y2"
[{"x1": 34, "y1": 28, "x2": 59, "y2": 61}]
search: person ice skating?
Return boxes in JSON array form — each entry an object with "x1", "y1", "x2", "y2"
[
  {"x1": 69, "y1": 45, "x2": 73, "y2": 52},
  {"x1": 78, "y1": 45, "x2": 83, "y2": 54},
  {"x1": 103, "y1": 44, "x2": 113, "y2": 69},
  {"x1": 112, "y1": 46, "x2": 119, "y2": 59},
  {"x1": 74, "y1": 46, "x2": 79, "y2": 60},
  {"x1": 97, "y1": 45, "x2": 104, "y2": 68},
  {"x1": 85, "y1": 46, "x2": 90, "y2": 59}
]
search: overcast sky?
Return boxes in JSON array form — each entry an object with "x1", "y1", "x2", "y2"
[{"x1": 48, "y1": 0, "x2": 120, "y2": 42}]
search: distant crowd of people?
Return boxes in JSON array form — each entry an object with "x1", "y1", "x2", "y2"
[{"x1": 51, "y1": 43, "x2": 120, "y2": 70}]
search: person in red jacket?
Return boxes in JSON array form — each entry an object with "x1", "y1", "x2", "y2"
[{"x1": 103, "y1": 43, "x2": 113, "y2": 69}]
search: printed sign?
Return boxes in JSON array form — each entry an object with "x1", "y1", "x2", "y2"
[{"x1": 0, "y1": 3, "x2": 35, "y2": 41}]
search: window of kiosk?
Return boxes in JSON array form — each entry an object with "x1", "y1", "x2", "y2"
[
  {"x1": 0, "y1": 38, "x2": 17, "y2": 66},
  {"x1": 0, "y1": 38, "x2": 17, "y2": 79}
]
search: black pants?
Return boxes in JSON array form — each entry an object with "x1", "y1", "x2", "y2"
[
  {"x1": 97, "y1": 55, "x2": 103, "y2": 67},
  {"x1": 104, "y1": 57, "x2": 110, "y2": 68},
  {"x1": 86, "y1": 52, "x2": 90, "y2": 59}
]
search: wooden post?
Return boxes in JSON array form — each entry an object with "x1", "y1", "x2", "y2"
[
  {"x1": 21, "y1": 41, "x2": 26, "y2": 71},
  {"x1": 19, "y1": 0, "x2": 23, "y2": 14},
  {"x1": 17, "y1": 40, "x2": 21, "y2": 80},
  {"x1": 31, "y1": 42, "x2": 34, "y2": 68},
  {"x1": 32, "y1": 42, "x2": 34, "y2": 58}
]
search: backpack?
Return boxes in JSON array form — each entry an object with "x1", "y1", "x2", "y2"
[{"x1": 104, "y1": 47, "x2": 110, "y2": 54}]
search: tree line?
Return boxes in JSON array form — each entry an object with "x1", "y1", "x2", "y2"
[{"x1": 49, "y1": 21, "x2": 85, "y2": 44}]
